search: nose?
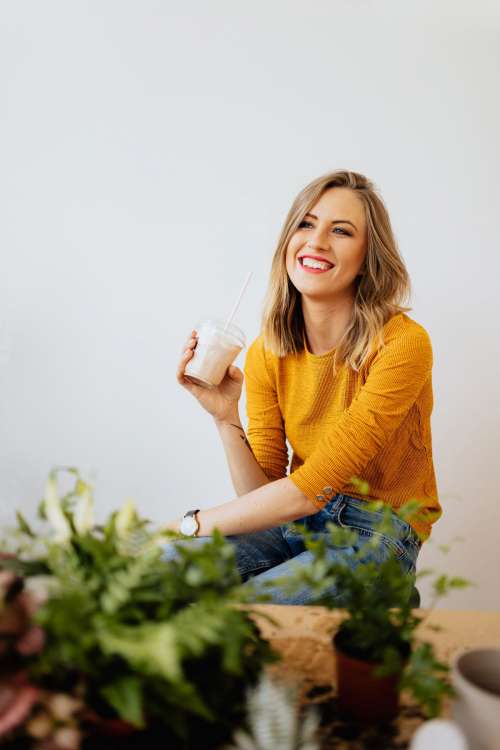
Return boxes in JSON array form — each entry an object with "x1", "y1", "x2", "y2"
[{"x1": 306, "y1": 223, "x2": 329, "y2": 249}]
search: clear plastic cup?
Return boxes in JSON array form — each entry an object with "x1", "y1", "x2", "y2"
[{"x1": 183, "y1": 319, "x2": 246, "y2": 389}]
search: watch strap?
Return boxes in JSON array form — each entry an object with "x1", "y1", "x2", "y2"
[
  {"x1": 183, "y1": 509, "x2": 201, "y2": 519},
  {"x1": 180, "y1": 509, "x2": 201, "y2": 537}
]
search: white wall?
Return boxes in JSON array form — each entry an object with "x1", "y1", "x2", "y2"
[{"x1": 1, "y1": 0, "x2": 499, "y2": 609}]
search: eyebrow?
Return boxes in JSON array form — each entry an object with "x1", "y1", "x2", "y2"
[{"x1": 305, "y1": 212, "x2": 357, "y2": 230}]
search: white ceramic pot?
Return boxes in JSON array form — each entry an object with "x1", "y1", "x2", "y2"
[
  {"x1": 409, "y1": 719, "x2": 467, "y2": 750},
  {"x1": 451, "y1": 648, "x2": 500, "y2": 750}
]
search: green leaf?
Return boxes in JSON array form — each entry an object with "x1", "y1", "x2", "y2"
[
  {"x1": 0, "y1": 556, "x2": 48, "y2": 576},
  {"x1": 100, "y1": 550, "x2": 159, "y2": 614},
  {"x1": 415, "y1": 568, "x2": 435, "y2": 580},
  {"x1": 149, "y1": 675, "x2": 215, "y2": 722},
  {"x1": 98, "y1": 622, "x2": 182, "y2": 681},
  {"x1": 432, "y1": 574, "x2": 473, "y2": 597},
  {"x1": 373, "y1": 645, "x2": 405, "y2": 678},
  {"x1": 349, "y1": 476, "x2": 370, "y2": 495},
  {"x1": 401, "y1": 642, "x2": 454, "y2": 717},
  {"x1": 100, "y1": 676, "x2": 145, "y2": 728},
  {"x1": 16, "y1": 511, "x2": 35, "y2": 537},
  {"x1": 448, "y1": 576, "x2": 473, "y2": 589}
]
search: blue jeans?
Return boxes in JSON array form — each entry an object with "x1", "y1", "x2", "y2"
[{"x1": 163, "y1": 493, "x2": 422, "y2": 605}]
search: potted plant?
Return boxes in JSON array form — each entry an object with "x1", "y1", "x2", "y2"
[
  {"x1": 273, "y1": 488, "x2": 472, "y2": 723},
  {"x1": 224, "y1": 672, "x2": 321, "y2": 750},
  {"x1": 0, "y1": 467, "x2": 279, "y2": 749}
]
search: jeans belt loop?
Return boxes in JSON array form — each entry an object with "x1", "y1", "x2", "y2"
[{"x1": 330, "y1": 493, "x2": 345, "y2": 518}]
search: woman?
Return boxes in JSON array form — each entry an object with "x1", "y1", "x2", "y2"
[{"x1": 168, "y1": 169, "x2": 442, "y2": 605}]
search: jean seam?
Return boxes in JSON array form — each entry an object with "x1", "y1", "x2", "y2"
[
  {"x1": 401, "y1": 548, "x2": 419, "y2": 569},
  {"x1": 403, "y1": 526, "x2": 422, "y2": 551},
  {"x1": 239, "y1": 560, "x2": 282, "y2": 578},
  {"x1": 400, "y1": 529, "x2": 421, "y2": 566}
]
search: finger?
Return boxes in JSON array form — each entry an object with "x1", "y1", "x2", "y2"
[
  {"x1": 177, "y1": 331, "x2": 199, "y2": 383},
  {"x1": 177, "y1": 369, "x2": 203, "y2": 397},
  {"x1": 180, "y1": 343, "x2": 195, "y2": 361},
  {"x1": 181, "y1": 335, "x2": 198, "y2": 354},
  {"x1": 228, "y1": 365, "x2": 244, "y2": 382},
  {"x1": 176, "y1": 349, "x2": 195, "y2": 383}
]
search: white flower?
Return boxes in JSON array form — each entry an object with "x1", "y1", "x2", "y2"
[
  {"x1": 43, "y1": 476, "x2": 71, "y2": 544},
  {"x1": 115, "y1": 499, "x2": 136, "y2": 539},
  {"x1": 74, "y1": 486, "x2": 94, "y2": 535},
  {"x1": 47, "y1": 693, "x2": 83, "y2": 721},
  {"x1": 227, "y1": 673, "x2": 320, "y2": 750}
]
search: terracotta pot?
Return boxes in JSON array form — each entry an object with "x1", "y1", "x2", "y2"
[{"x1": 333, "y1": 630, "x2": 409, "y2": 722}]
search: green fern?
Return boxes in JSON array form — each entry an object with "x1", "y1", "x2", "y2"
[
  {"x1": 100, "y1": 548, "x2": 160, "y2": 614},
  {"x1": 2, "y1": 467, "x2": 279, "y2": 747}
]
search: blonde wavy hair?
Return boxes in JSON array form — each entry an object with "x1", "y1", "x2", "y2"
[{"x1": 260, "y1": 169, "x2": 412, "y2": 373}]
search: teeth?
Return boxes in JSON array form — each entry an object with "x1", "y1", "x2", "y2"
[{"x1": 301, "y1": 257, "x2": 333, "y2": 270}]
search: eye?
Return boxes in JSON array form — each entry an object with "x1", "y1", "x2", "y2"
[{"x1": 297, "y1": 220, "x2": 351, "y2": 236}]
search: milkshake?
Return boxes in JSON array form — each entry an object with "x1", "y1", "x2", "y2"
[{"x1": 184, "y1": 319, "x2": 246, "y2": 388}]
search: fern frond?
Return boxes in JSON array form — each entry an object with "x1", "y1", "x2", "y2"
[{"x1": 100, "y1": 548, "x2": 160, "y2": 614}]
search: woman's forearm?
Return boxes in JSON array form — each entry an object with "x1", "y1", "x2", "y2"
[
  {"x1": 215, "y1": 413, "x2": 271, "y2": 496},
  {"x1": 194, "y1": 477, "x2": 315, "y2": 536}
]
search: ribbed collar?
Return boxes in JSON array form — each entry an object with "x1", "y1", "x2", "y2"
[{"x1": 302, "y1": 331, "x2": 337, "y2": 363}]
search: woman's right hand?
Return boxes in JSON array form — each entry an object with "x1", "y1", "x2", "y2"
[{"x1": 176, "y1": 330, "x2": 244, "y2": 423}]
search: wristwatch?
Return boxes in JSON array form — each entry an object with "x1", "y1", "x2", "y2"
[{"x1": 179, "y1": 509, "x2": 201, "y2": 537}]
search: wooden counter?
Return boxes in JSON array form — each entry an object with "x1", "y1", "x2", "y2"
[{"x1": 248, "y1": 606, "x2": 500, "y2": 749}]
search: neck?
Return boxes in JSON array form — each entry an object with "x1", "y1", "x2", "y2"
[{"x1": 301, "y1": 291, "x2": 355, "y2": 355}]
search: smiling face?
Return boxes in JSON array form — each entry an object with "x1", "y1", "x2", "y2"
[{"x1": 285, "y1": 187, "x2": 368, "y2": 302}]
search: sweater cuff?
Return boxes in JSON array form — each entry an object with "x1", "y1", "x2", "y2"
[{"x1": 288, "y1": 467, "x2": 337, "y2": 511}]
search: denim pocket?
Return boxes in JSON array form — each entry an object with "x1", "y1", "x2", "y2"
[{"x1": 336, "y1": 498, "x2": 407, "y2": 560}]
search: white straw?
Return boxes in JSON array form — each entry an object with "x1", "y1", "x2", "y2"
[{"x1": 224, "y1": 271, "x2": 253, "y2": 331}]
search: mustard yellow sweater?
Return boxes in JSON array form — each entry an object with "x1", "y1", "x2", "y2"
[{"x1": 244, "y1": 313, "x2": 442, "y2": 542}]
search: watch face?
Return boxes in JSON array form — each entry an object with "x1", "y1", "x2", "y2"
[{"x1": 181, "y1": 515, "x2": 197, "y2": 536}]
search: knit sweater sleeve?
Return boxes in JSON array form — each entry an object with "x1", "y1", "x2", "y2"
[
  {"x1": 244, "y1": 337, "x2": 289, "y2": 481},
  {"x1": 288, "y1": 326, "x2": 433, "y2": 507}
]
